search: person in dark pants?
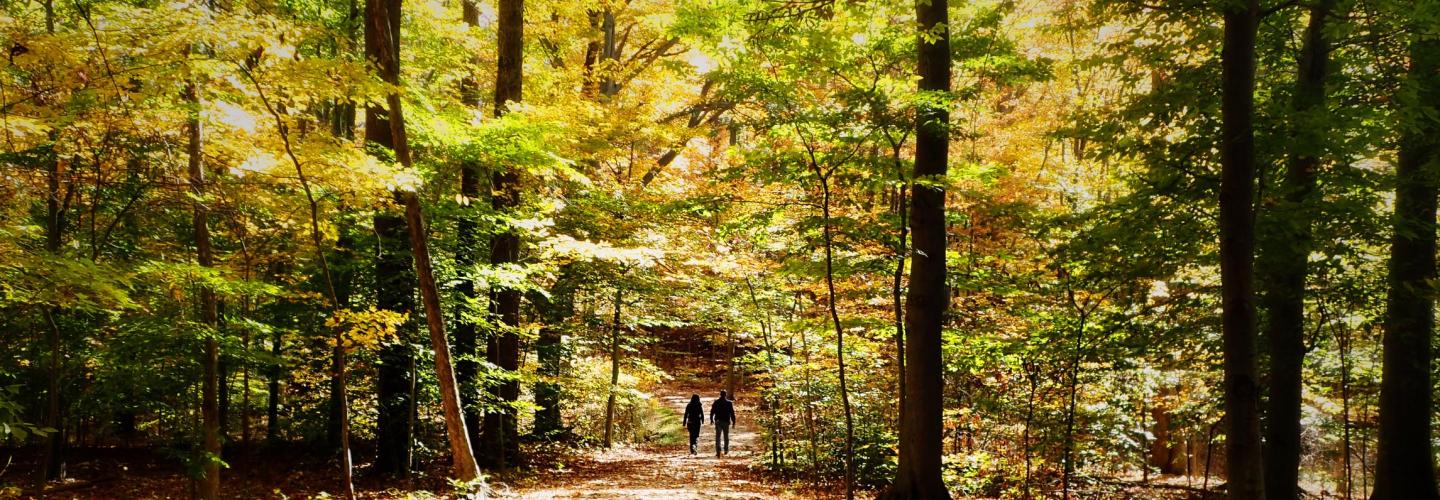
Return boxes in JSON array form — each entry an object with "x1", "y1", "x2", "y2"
[
  {"x1": 710, "y1": 390, "x2": 736, "y2": 456},
  {"x1": 682, "y1": 394, "x2": 704, "y2": 455}
]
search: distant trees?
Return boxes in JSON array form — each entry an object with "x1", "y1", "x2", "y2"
[{"x1": 5, "y1": 0, "x2": 1440, "y2": 497}]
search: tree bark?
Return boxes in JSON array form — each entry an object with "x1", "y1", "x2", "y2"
[
  {"x1": 1062, "y1": 301, "x2": 1087, "y2": 499},
  {"x1": 35, "y1": 1, "x2": 64, "y2": 486},
  {"x1": 1371, "y1": 25, "x2": 1440, "y2": 500},
  {"x1": 185, "y1": 81, "x2": 222, "y2": 500},
  {"x1": 481, "y1": 0, "x2": 524, "y2": 469},
  {"x1": 326, "y1": 117, "x2": 358, "y2": 454},
  {"x1": 455, "y1": 0, "x2": 485, "y2": 450},
  {"x1": 1259, "y1": 2, "x2": 1335, "y2": 498},
  {"x1": 37, "y1": 150, "x2": 65, "y2": 488},
  {"x1": 403, "y1": 192, "x2": 483, "y2": 481},
  {"x1": 604, "y1": 286, "x2": 623, "y2": 448},
  {"x1": 881, "y1": 0, "x2": 950, "y2": 496},
  {"x1": 1218, "y1": 0, "x2": 1265, "y2": 497},
  {"x1": 364, "y1": 0, "x2": 417, "y2": 476},
  {"x1": 815, "y1": 174, "x2": 856, "y2": 500},
  {"x1": 364, "y1": 0, "x2": 482, "y2": 480},
  {"x1": 890, "y1": 149, "x2": 908, "y2": 438}
]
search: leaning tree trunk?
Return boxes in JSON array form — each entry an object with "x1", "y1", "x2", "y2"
[
  {"x1": 881, "y1": 0, "x2": 950, "y2": 497},
  {"x1": 1372, "y1": 21, "x2": 1440, "y2": 500},
  {"x1": 365, "y1": 0, "x2": 481, "y2": 480},
  {"x1": 1218, "y1": 0, "x2": 1265, "y2": 498},
  {"x1": 481, "y1": 0, "x2": 524, "y2": 469},
  {"x1": 813, "y1": 172, "x2": 856, "y2": 500},
  {"x1": 1259, "y1": 1, "x2": 1336, "y2": 498},
  {"x1": 403, "y1": 190, "x2": 483, "y2": 481},
  {"x1": 184, "y1": 81, "x2": 223, "y2": 500}
]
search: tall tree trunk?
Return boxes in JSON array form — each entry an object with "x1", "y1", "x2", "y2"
[
  {"x1": 219, "y1": 349, "x2": 230, "y2": 442},
  {"x1": 37, "y1": 155, "x2": 65, "y2": 487},
  {"x1": 1339, "y1": 323, "x2": 1353, "y2": 499},
  {"x1": 744, "y1": 277, "x2": 782, "y2": 469},
  {"x1": 1061, "y1": 301, "x2": 1087, "y2": 499},
  {"x1": 185, "y1": 81, "x2": 222, "y2": 500},
  {"x1": 482, "y1": 0, "x2": 524, "y2": 469},
  {"x1": 890, "y1": 146, "x2": 908, "y2": 436},
  {"x1": 882, "y1": 0, "x2": 950, "y2": 496},
  {"x1": 373, "y1": 212, "x2": 416, "y2": 476},
  {"x1": 455, "y1": 0, "x2": 485, "y2": 450},
  {"x1": 326, "y1": 119, "x2": 357, "y2": 453},
  {"x1": 364, "y1": 0, "x2": 481, "y2": 477},
  {"x1": 364, "y1": 0, "x2": 417, "y2": 476},
  {"x1": 815, "y1": 174, "x2": 856, "y2": 500},
  {"x1": 241, "y1": 306, "x2": 251, "y2": 448},
  {"x1": 1219, "y1": 0, "x2": 1265, "y2": 497},
  {"x1": 1371, "y1": 23, "x2": 1440, "y2": 500},
  {"x1": 403, "y1": 191, "x2": 483, "y2": 481},
  {"x1": 1259, "y1": 2, "x2": 1335, "y2": 498},
  {"x1": 603, "y1": 286, "x2": 623, "y2": 448},
  {"x1": 35, "y1": 8, "x2": 63, "y2": 483}
]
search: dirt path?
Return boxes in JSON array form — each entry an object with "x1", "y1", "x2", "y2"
[{"x1": 507, "y1": 387, "x2": 800, "y2": 499}]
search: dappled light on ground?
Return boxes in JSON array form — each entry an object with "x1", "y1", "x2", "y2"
[{"x1": 509, "y1": 386, "x2": 800, "y2": 499}]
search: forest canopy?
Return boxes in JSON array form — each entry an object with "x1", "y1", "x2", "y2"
[{"x1": 2, "y1": 0, "x2": 1439, "y2": 498}]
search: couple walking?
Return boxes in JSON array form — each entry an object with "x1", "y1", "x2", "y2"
[{"x1": 682, "y1": 391, "x2": 737, "y2": 457}]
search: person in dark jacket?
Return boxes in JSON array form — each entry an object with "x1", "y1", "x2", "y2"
[
  {"x1": 710, "y1": 390, "x2": 736, "y2": 456},
  {"x1": 682, "y1": 394, "x2": 704, "y2": 455}
]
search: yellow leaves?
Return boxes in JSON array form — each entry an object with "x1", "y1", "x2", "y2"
[
  {"x1": 232, "y1": 153, "x2": 279, "y2": 177},
  {"x1": 208, "y1": 100, "x2": 260, "y2": 134},
  {"x1": 0, "y1": 116, "x2": 51, "y2": 153},
  {"x1": 538, "y1": 235, "x2": 665, "y2": 268},
  {"x1": 327, "y1": 307, "x2": 408, "y2": 351}
]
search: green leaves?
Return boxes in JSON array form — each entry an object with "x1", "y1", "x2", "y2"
[{"x1": 0, "y1": 384, "x2": 53, "y2": 440}]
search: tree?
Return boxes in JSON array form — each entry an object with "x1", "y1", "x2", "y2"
[
  {"x1": 454, "y1": 0, "x2": 486, "y2": 451},
  {"x1": 364, "y1": 0, "x2": 418, "y2": 476},
  {"x1": 364, "y1": 0, "x2": 480, "y2": 480},
  {"x1": 184, "y1": 79, "x2": 223, "y2": 500},
  {"x1": 481, "y1": 0, "x2": 524, "y2": 469},
  {"x1": 1372, "y1": 7, "x2": 1440, "y2": 497},
  {"x1": 1258, "y1": 0, "x2": 1338, "y2": 497},
  {"x1": 1218, "y1": 0, "x2": 1265, "y2": 497},
  {"x1": 882, "y1": 0, "x2": 950, "y2": 496}
]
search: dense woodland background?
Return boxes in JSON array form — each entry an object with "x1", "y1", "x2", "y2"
[{"x1": 2, "y1": 0, "x2": 1440, "y2": 498}]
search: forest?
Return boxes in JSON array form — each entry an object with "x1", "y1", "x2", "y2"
[{"x1": 1, "y1": 0, "x2": 1439, "y2": 497}]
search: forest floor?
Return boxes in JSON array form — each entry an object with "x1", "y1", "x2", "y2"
[
  {"x1": 1, "y1": 383, "x2": 812, "y2": 499},
  {"x1": 501, "y1": 385, "x2": 808, "y2": 499}
]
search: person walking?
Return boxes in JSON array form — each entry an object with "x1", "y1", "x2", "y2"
[
  {"x1": 683, "y1": 394, "x2": 704, "y2": 455},
  {"x1": 710, "y1": 390, "x2": 736, "y2": 456}
]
